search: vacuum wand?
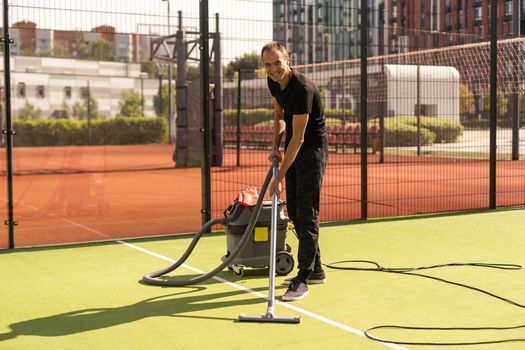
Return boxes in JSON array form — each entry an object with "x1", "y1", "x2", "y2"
[
  {"x1": 266, "y1": 156, "x2": 279, "y2": 315},
  {"x1": 238, "y1": 156, "x2": 300, "y2": 324}
]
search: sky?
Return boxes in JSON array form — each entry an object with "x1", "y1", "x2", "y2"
[{"x1": 7, "y1": 0, "x2": 274, "y2": 63}]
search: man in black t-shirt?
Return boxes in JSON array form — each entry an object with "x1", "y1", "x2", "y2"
[{"x1": 261, "y1": 41, "x2": 328, "y2": 301}]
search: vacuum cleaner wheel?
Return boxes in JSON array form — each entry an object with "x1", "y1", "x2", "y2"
[{"x1": 275, "y1": 251, "x2": 295, "y2": 276}]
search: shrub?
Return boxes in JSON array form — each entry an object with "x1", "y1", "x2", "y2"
[
  {"x1": 224, "y1": 108, "x2": 355, "y2": 126},
  {"x1": 17, "y1": 100, "x2": 42, "y2": 120},
  {"x1": 234, "y1": 111, "x2": 464, "y2": 147},
  {"x1": 401, "y1": 116, "x2": 464, "y2": 143},
  {"x1": 461, "y1": 118, "x2": 525, "y2": 129},
  {"x1": 324, "y1": 109, "x2": 356, "y2": 123},
  {"x1": 119, "y1": 90, "x2": 143, "y2": 117},
  {"x1": 383, "y1": 122, "x2": 436, "y2": 147},
  {"x1": 13, "y1": 117, "x2": 167, "y2": 147},
  {"x1": 223, "y1": 108, "x2": 273, "y2": 126}
]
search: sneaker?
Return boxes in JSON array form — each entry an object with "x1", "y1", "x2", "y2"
[
  {"x1": 282, "y1": 278, "x2": 309, "y2": 301},
  {"x1": 283, "y1": 270, "x2": 326, "y2": 285}
]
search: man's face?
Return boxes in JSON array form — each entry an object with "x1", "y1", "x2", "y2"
[{"x1": 262, "y1": 48, "x2": 291, "y2": 84}]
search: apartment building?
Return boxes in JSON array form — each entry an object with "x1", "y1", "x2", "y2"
[
  {"x1": 0, "y1": 54, "x2": 157, "y2": 118},
  {"x1": 273, "y1": 0, "x2": 386, "y2": 64},
  {"x1": 273, "y1": 0, "x2": 524, "y2": 63},
  {"x1": 6, "y1": 21, "x2": 150, "y2": 63},
  {"x1": 386, "y1": 0, "x2": 524, "y2": 54}
]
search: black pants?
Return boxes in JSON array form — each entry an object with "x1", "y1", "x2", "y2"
[{"x1": 285, "y1": 145, "x2": 328, "y2": 273}]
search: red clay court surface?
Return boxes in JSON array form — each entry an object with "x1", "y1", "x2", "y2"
[{"x1": 1, "y1": 144, "x2": 524, "y2": 248}]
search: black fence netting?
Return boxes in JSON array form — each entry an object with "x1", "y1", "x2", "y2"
[{"x1": 0, "y1": 0, "x2": 523, "y2": 248}]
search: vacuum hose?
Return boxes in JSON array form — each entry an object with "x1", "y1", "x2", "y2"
[{"x1": 142, "y1": 161, "x2": 275, "y2": 286}]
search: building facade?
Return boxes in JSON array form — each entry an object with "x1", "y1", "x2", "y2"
[
  {"x1": 273, "y1": 0, "x2": 524, "y2": 63},
  {"x1": 387, "y1": 0, "x2": 524, "y2": 54},
  {"x1": 272, "y1": 0, "x2": 386, "y2": 64},
  {"x1": 0, "y1": 55, "x2": 158, "y2": 118},
  {"x1": 5, "y1": 21, "x2": 151, "y2": 63}
]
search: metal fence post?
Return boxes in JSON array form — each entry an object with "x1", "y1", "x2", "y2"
[
  {"x1": 489, "y1": 0, "x2": 497, "y2": 209},
  {"x1": 200, "y1": 0, "x2": 212, "y2": 226},
  {"x1": 360, "y1": 0, "x2": 368, "y2": 220},
  {"x1": 87, "y1": 81, "x2": 92, "y2": 145},
  {"x1": 236, "y1": 69, "x2": 241, "y2": 167},
  {"x1": 2, "y1": 0, "x2": 17, "y2": 248}
]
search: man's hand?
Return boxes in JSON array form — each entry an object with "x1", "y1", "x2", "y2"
[
  {"x1": 268, "y1": 176, "x2": 283, "y2": 197},
  {"x1": 268, "y1": 148, "x2": 282, "y2": 163}
]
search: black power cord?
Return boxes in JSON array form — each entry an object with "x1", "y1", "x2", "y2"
[{"x1": 324, "y1": 260, "x2": 525, "y2": 346}]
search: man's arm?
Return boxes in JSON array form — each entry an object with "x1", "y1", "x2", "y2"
[
  {"x1": 269, "y1": 97, "x2": 286, "y2": 161},
  {"x1": 269, "y1": 113, "x2": 308, "y2": 195},
  {"x1": 276, "y1": 113, "x2": 308, "y2": 183}
]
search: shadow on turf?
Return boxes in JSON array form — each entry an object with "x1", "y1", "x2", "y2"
[{"x1": 0, "y1": 285, "x2": 288, "y2": 341}]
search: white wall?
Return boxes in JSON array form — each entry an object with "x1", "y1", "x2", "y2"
[
  {"x1": 2, "y1": 55, "x2": 159, "y2": 118},
  {"x1": 385, "y1": 64, "x2": 460, "y2": 121}
]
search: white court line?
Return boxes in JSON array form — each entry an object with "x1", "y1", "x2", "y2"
[
  {"x1": 63, "y1": 218, "x2": 110, "y2": 238},
  {"x1": 118, "y1": 239, "x2": 408, "y2": 350},
  {"x1": 10, "y1": 203, "x2": 406, "y2": 350}
]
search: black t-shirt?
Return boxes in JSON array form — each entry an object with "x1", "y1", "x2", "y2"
[{"x1": 267, "y1": 69, "x2": 327, "y2": 149}]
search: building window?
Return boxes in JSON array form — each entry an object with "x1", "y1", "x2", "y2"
[
  {"x1": 505, "y1": 1, "x2": 514, "y2": 18},
  {"x1": 474, "y1": 6, "x2": 482, "y2": 23},
  {"x1": 36, "y1": 85, "x2": 45, "y2": 98},
  {"x1": 117, "y1": 42, "x2": 130, "y2": 59},
  {"x1": 17, "y1": 82, "x2": 26, "y2": 98},
  {"x1": 505, "y1": 1, "x2": 513, "y2": 16},
  {"x1": 80, "y1": 87, "x2": 89, "y2": 99},
  {"x1": 37, "y1": 38, "x2": 51, "y2": 51},
  {"x1": 445, "y1": 13, "x2": 451, "y2": 30},
  {"x1": 64, "y1": 86, "x2": 72, "y2": 99}
]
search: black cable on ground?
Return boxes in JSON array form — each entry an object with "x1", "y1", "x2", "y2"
[{"x1": 324, "y1": 260, "x2": 524, "y2": 346}]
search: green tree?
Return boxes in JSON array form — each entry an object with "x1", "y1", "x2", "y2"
[
  {"x1": 50, "y1": 100, "x2": 72, "y2": 119},
  {"x1": 231, "y1": 66, "x2": 266, "y2": 82},
  {"x1": 20, "y1": 48, "x2": 39, "y2": 57},
  {"x1": 153, "y1": 84, "x2": 176, "y2": 117},
  {"x1": 141, "y1": 62, "x2": 176, "y2": 79},
  {"x1": 482, "y1": 86, "x2": 508, "y2": 116},
  {"x1": 18, "y1": 100, "x2": 42, "y2": 120},
  {"x1": 185, "y1": 64, "x2": 216, "y2": 82},
  {"x1": 460, "y1": 83, "x2": 474, "y2": 115},
  {"x1": 119, "y1": 90, "x2": 143, "y2": 117},
  {"x1": 72, "y1": 94, "x2": 98, "y2": 119},
  {"x1": 186, "y1": 65, "x2": 201, "y2": 81},
  {"x1": 52, "y1": 45, "x2": 69, "y2": 58},
  {"x1": 72, "y1": 102, "x2": 85, "y2": 118},
  {"x1": 223, "y1": 52, "x2": 263, "y2": 81},
  {"x1": 78, "y1": 40, "x2": 116, "y2": 61},
  {"x1": 19, "y1": 46, "x2": 68, "y2": 59}
]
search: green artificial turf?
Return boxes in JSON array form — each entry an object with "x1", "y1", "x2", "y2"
[{"x1": 1, "y1": 207, "x2": 524, "y2": 349}]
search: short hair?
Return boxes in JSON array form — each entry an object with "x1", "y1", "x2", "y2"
[{"x1": 261, "y1": 41, "x2": 289, "y2": 60}]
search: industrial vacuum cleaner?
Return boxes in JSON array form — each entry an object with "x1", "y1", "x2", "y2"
[
  {"x1": 222, "y1": 193, "x2": 294, "y2": 278},
  {"x1": 143, "y1": 157, "x2": 301, "y2": 323}
]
